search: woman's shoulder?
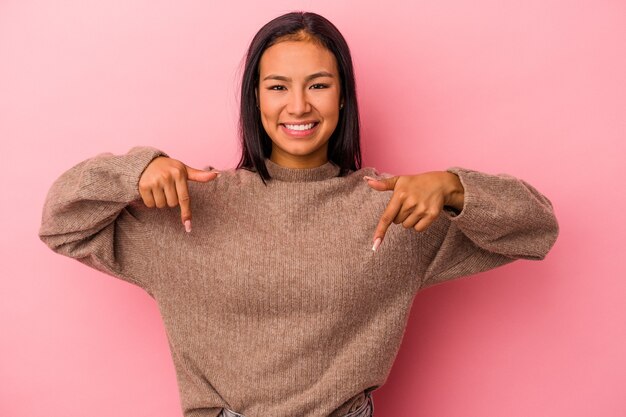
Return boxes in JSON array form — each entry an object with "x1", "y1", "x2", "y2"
[
  {"x1": 199, "y1": 164, "x2": 257, "y2": 182},
  {"x1": 346, "y1": 165, "x2": 395, "y2": 180}
]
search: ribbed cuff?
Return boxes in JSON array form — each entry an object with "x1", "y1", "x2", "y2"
[{"x1": 120, "y1": 146, "x2": 170, "y2": 199}]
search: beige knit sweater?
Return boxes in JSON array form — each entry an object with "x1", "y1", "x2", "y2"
[{"x1": 38, "y1": 146, "x2": 559, "y2": 417}]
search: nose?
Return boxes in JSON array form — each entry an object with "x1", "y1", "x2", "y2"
[{"x1": 286, "y1": 89, "x2": 311, "y2": 116}]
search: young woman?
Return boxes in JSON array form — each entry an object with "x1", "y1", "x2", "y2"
[{"x1": 39, "y1": 11, "x2": 559, "y2": 417}]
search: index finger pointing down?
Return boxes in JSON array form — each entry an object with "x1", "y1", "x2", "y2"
[
  {"x1": 175, "y1": 175, "x2": 192, "y2": 232},
  {"x1": 373, "y1": 193, "x2": 403, "y2": 251}
]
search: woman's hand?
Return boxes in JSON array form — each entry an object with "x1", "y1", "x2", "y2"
[
  {"x1": 364, "y1": 171, "x2": 464, "y2": 251},
  {"x1": 138, "y1": 156, "x2": 220, "y2": 233}
]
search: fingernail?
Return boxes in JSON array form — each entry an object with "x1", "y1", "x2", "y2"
[
  {"x1": 372, "y1": 237, "x2": 382, "y2": 251},
  {"x1": 184, "y1": 220, "x2": 191, "y2": 233},
  {"x1": 363, "y1": 175, "x2": 377, "y2": 182}
]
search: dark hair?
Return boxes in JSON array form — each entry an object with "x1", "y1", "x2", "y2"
[{"x1": 235, "y1": 11, "x2": 362, "y2": 184}]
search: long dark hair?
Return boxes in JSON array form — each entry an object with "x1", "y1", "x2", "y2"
[{"x1": 236, "y1": 11, "x2": 362, "y2": 184}]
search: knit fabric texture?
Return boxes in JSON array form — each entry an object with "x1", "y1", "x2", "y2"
[{"x1": 39, "y1": 146, "x2": 559, "y2": 417}]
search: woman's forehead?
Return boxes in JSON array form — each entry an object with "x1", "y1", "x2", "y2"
[{"x1": 259, "y1": 40, "x2": 338, "y2": 79}]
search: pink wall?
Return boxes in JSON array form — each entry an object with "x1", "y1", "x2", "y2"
[{"x1": 1, "y1": 0, "x2": 624, "y2": 416}]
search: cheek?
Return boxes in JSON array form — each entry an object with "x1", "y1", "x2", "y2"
[
  {"x1": 259, "y1": 97, "x2": 281, "y2": 124},
  {"x1": 259, "y1": 114, "x2": 269, "y2": 132},
  {"x1": 321, "y1": 103, "x2": 340, "y2": 125},
  {"x1": 258, "y1": 111, "x2": 274, "y2": 139},
  {"x1": 317, "y1": 93, "x2": 340, "y2": 119}
]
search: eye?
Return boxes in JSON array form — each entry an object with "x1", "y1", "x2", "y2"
[
  {"x1": 310, "y1": 83, "x2": 329, "y2": 89},
  {"x1": 268, "y1": 85, "x2": 286, "y2": 91}
]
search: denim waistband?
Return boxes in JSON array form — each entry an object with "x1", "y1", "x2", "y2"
[{"x1": 219, "y1": 391, "x2": 374, "y2": 417}]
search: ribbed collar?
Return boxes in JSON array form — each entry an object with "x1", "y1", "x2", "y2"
[{"x1": 264, "y1": 158, "x2": 341, "y2": 182}]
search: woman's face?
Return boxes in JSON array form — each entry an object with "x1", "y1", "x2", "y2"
[{"x1": 256, "y1": 40, "x2": 342, "y2": 168}]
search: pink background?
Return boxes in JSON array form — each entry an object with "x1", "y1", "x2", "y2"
[{"x1": 1, "y1": 1, "x2": 625, "y2": 416}]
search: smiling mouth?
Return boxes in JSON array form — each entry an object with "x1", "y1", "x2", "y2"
[
  {"x1": 280, "y1": 121, "x2": 320, "y2": 137},
  {"x1": 281, "y1": 122, "x2": 319, "y2": 131}
]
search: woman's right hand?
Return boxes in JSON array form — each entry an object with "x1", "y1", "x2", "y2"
[{"x1": 138, "y1": 156, "x2": 220, "y2": 233}]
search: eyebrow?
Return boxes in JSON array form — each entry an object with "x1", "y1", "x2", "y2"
[{"x1": 262, "y1": 71, "x2": 335, "y2": 82}]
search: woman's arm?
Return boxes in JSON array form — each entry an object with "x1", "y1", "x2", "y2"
[
  {"x1": 38, "y1": 146, "x2": 168, "y2": 293},
  {"x1": 416, "y1": 167, "x2": 559, "y2": 290}
]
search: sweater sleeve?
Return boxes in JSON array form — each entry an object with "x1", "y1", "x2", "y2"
[
  {"x1": 38, "y1": 146, "x2": 169, "y2": 294},
  {"x1": 416, "y1": 167, "x2": 559, "y2": 291}
]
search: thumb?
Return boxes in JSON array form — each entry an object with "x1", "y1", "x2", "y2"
[
  {"x1": 363, "y1": 175, "x2": 397, "y2": 191},
  {"x1": 186, "y1": 165, "x2": 220, "y2": 182}
]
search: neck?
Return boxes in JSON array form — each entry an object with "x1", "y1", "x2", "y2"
[
  {"x1": 269, "y1": 149, "x2": 328, "y2": 169},
  {"x1": 263, "y1": 157, "x2": 340, "y2": 182}
]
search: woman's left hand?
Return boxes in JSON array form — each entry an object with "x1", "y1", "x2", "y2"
[{"x1": 364, "y1": 171, "x2": 465, "y2": 251}]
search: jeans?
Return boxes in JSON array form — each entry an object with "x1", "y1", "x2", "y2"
[{"x1": 219, "y1": 390, "x2": 374, "y2": 417}]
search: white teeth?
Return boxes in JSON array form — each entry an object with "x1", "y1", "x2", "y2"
[{"x1": 284, "y1": 122, "x2": 316, "y2": 131}]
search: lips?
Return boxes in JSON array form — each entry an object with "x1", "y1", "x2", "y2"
[{"x1": 280, "y1": 121, "x2": 320, "y2": 137}]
